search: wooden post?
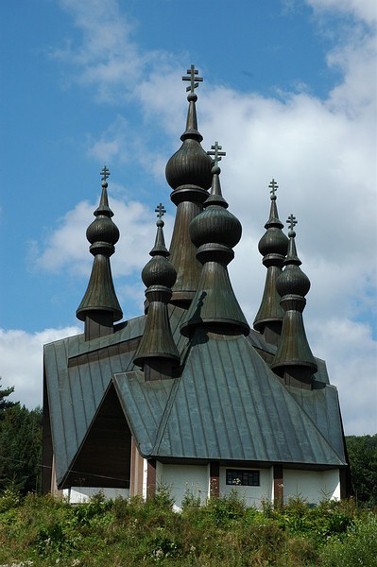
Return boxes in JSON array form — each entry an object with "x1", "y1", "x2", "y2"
[
  {"x1": 210, "y1": 462, "x2": 220, "y2": 498},
  {"x1": 147, "y1": 459, "x2": 157, "y2": 499}
]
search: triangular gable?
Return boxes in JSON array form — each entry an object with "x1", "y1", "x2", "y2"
[{"x1": 44, "y1": 318, "x2": 145, "y2": 486}]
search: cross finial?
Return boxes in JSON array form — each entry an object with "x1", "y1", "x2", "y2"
[
  {"x1": 287, "y1": 214, "x2": 298, "y2": 235},
  {"x1": 101, "y1": 165, "x2": 110, "y2": 182},
  {"x1": 155, "y1": 203, "x2": 166, "y2": 220},
  {"x1": 182, "y1": 64, "x2": 203, "y2": 94},
  {"x1": 269, "y1": 178, "x2": 278, "y2": 200},
  {"x1": 207, "y1": 141, "x2": 226, "y2": 168}
]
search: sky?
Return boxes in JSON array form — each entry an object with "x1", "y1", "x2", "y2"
[{"x1": 0, "y1": 0, "x2": 376, "y2": 435}]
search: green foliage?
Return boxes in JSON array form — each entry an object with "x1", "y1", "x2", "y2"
[
  {"x1": 346, "y1": 434, "x2": 377, "y2": 506},
  {"x1": 0, "y1": 494, "x2": 376, "y2": 566},
  {"x1": 0, "y1": 378, "x2": 17, "y2": 413},
  {"x1": 0, "y1": 404, "x2": 42, "y2": 494},
  {"x1": 320, "y1": 513, "x2": 377, "y2": 566}
]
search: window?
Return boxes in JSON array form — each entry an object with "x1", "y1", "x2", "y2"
[{"x1": 226, "y1": 469, "x2": 260, "y2": 487}]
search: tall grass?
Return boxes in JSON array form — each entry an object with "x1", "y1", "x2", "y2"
[{"x1": 0, "y1": 489, "x2": 375, "y2": 566}]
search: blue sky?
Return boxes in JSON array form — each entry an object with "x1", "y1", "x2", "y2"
[{"x1": 0, "y1": 0, "x2": 376, "y2": 435}]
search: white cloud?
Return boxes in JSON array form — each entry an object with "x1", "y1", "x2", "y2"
[
  {"x1": 35, "y1": 197, "x2": 174, "y2": 279},
  {"x1": 0, "y1": 327, "x2": 81, "y2": 410},
  {"x1": 307, "y1": 0, "x2": 377, "y2": 25},
  {"x1": 309, "y1": 318, "x2": 377, "y2": 435}
]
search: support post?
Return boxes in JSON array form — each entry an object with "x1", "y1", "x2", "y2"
[{"x1": 210, "y1": 462, "x2": 220, "y2": 498}]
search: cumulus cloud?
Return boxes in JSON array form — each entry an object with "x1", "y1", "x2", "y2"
[
  {"x1": 0, "y1": 327, "x2": 81, "y2": 410},
  {"x1": 35, "y1": 197, "x2": 174, "y2": 279}
]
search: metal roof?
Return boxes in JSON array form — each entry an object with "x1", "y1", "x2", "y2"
[
  {"x1": 113, "y1": 332, "x2": 346, "y2": 466},
  {"x1": 44, "y1": 306, "x2": 346, "y2": 487}
]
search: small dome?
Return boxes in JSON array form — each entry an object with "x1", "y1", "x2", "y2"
[
  {"x1": 276, "y1": 264, "x2": 311, "y2": 298},
  {"x1": 190, "y1": 206, "x2": 242, "y2": 249},
  {"x1": 142, "y1": 255, "x2": 177, "y2": 289},
  {"x1": 86, "y1": 216, "x2": 120, "y2": 246},
  {"x1": 258, "y1": 227, "x2": 288, "y2": 257},
  {"x1": 165, "y1": 139, "x2": 213, "y2": 191}
]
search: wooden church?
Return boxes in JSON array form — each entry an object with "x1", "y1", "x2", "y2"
[{"x1": 42, "y1": 66, "x2": 349, "y2": 507}]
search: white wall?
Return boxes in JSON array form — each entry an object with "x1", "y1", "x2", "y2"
[
  {"x1": 283, "y1": 469, "x2": 340, "y2": 504},
  {"x1": 156, "y1": 463, "x2": 209, "y2": 508},
  {"x1": 63, "y1": 487, "x2": 129, "y2": 504},
  {"x1": 220, "y1": 467, "x2": 273, "y2": 509}
]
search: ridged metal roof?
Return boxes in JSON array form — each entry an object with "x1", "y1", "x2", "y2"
[
  {"x1": 44, "y1": 305, "x2": 346, "y2": 487},
  {"x1": 113, "y1": 333, "x2": 345, "y2": 466}
]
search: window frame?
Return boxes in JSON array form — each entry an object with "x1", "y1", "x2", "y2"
[{"x1": 226, "y1": 468, "x2": 260, "y2": 487}]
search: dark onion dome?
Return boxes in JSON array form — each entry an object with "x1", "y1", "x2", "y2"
[
  {"x1": 134, "y1": 204, "x2": 180, "y2": 370},
  {"x1": 165, "y1": 66, "x2": 214, "y2": 308},
  {"x1": 181, "y1": 143, "x2": 250, "y2": 337},
  {"x1": 189, "y1": 164, "x2": 242, "y2": 252},
  {"x1": 76, "y1": 167, "x2": 123, "y2": 335},
  {"x1": 165, "y1": 66, "x2": 213, "y2": 194},
  {"x1": 253, "y1": 179, "x2": 289, "y2": 342},
  {"x1": 271, "y1": 215, "x2": 318, "y2": 383}
]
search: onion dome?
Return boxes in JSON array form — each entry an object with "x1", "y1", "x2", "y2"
[
  {"x1": 253, "y1": 179, "x2": 289, "y2": 344},
  {"x1": 181, "y1": 143, "x2": 250, "y2": 337},
  {"x1": 271, "y1": 215, "x2": 318, "y2": 386},
  {"x1": 165, "y1": 65, "x2": 214, "y2": 307},
  {"x1": 76, "y1": 167, "x2": 123, "y2": 340},
  {"x1": 133, "y1": 204, "x2": 180, "y2": 377}
]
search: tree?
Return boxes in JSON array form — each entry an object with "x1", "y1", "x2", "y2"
[
  {"x1": 0, "y1": 378, "x2": 17, "y2": 413},
  {"x1": 0, "y1": 380, "x2": 42, "y2": 495},
  {"x1": 346, "y1": 435, "x2": 377, "y2": 506}
]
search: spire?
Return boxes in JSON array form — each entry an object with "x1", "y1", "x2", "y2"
[
  {"x1": 76, "y1": 166, "x2": 123, "y2": 340},
  {"x1": 181, "y1": 143, "x2": 250, "y2": 337},
  {"x1": 165, "y1": 65, "x2": 213, "y2": 307},
  {"x1": 133, "y1": 204, "x2": 180, "y2": 379},
  {"x1": 253, "y1": 179, "x2": 289, "y2": 345},
  {"x1": 271, "y1": 215, "x2": 318, "y2": 387}
]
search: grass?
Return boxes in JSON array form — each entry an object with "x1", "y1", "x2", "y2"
[{"x1": 0, "y1": 489, "x2": 376, "y2": 566}]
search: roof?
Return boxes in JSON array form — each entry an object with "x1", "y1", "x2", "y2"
[{"x1": 44, "y1": 306, "x2": 346, "y2": 486}]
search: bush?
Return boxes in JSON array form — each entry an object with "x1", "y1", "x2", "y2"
[
  {"x1": 320, "y1": 512, "x2": 377, "y2": 566},
  {"x1": 0, "y1": 494, "x2": 376, "y2": 566}
]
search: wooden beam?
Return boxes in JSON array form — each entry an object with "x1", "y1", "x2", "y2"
[
  {"x1": 147, "y1": 459, "x2": 157, "y2": 499},
  {"x1": 210, "y1": 461, "x2": 220, "y2": 498}
]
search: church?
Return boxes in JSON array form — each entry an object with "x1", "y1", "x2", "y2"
[{"x1": 42, "y1": 66, "x2": 349, "y2": 507}]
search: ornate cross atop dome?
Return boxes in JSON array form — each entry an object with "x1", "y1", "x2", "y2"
[
  {"x1": 155, "y1": 202, "x2": 166, "y2": 219},
  {"x1": 269, "y1": 178, "x2": 278, "y2": 200},
  {"x1": 207, "y1": 141, "x2": 226, "y2": 168},
  {"x1": 287, "y1": 213, "x2": 298, "y2": 233},
  {"x1": 100, "y1": 165, "x2": 110, "y2": 182},
  {"x1": 182, "y1": 64, "x2": 203, "y2": 94}
]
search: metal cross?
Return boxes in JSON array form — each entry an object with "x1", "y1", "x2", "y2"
[
  {"x1": 100, "y1": 165, "x2": 110, "y2": 182},
  {"x1": 155, "y1": 203, "x2": 166, "y2": 219},
  {"x1": 182, "y1": 65, "x2": 203, "y2": 94},
  {"x1": 287, "y1": 214, "x2": 298, "y2": 232},
  {"x1": 207, "y1": 142, "x2": 226, "y2": 167},
  {"x1": 269, "y1": 179, "x2": 278, "y2": 199}
]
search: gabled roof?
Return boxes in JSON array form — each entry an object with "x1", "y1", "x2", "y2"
[
  {"x1": 44, "y1": 307, "x2": 187, "y2": 486},
  {"x1": 45, "y1": 305, "x2": 346, "y2": 487},
  {"x1": 113, "y1": 332, "x2": 346, "y2": 467}
]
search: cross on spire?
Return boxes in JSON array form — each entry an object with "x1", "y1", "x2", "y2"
[
  {"x1": 155, "y1": 203, "x2": 166, "y2": 219},
  {"x1": 100, "y1": 165, "x2": 110, "y2": 182},
  {"x1": 287, "y1": 214, "x2": 298, "y2": 233},
  {"x1": 207, "y1": 141, "x2": 226, "y2": 168},
  {"x1": 182, "y1": 64, "x2": 203, "y2": 94},
  {"x1": 269, "y1": 178, "x2": 278, "y2": 200}
]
